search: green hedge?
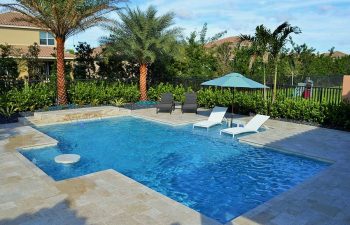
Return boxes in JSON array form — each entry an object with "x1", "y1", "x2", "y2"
[
  {"x1": 68, "y1": 81, "x2": 139, "y2": 105},
  {"x1": 1, "y1": 82, "x2": 349, "y2": 130},
  {"x1": 197, "y1": 88, "x2": 350, "y2": 129},
  {"x1": 324, "y1": 102, "x2": 350, "y2": 130},
  {"x1": 0, "y1": 83, "x2": 55, "y2": 112},
  {"x1": 148, "y1": 83, "x2": 193, "y2": 102}
]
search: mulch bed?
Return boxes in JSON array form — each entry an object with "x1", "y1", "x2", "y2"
[{"x1": 0, "y1": 114, "x2": 19, "y2": 124}]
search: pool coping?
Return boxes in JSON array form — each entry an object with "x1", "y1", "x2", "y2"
[
  {"x1": 54, "y1": 169, "x2": 220, "y2": 223},
  {"x1": 12, "y1": 111, "x2": 343, "y2": 225}
]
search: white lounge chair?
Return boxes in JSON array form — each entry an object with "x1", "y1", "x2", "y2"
[
  {"x1": 220, "y1": 114, "x2": 270, "y2": 137},
  {"x1": 193, "y1": 106, "x2": 228, "y2": 129}
]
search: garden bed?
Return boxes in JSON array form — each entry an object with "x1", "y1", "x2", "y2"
[{"x1": 0, "y1": 113, "x2": 19, "y2": 124}]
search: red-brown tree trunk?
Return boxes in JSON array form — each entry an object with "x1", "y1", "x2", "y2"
[
  {"x1": 56, "y1": 37, "x2": 68, "y2": 105},
  {"x1": 139, "y1": 63, "x2": 148, "y2": 101}
]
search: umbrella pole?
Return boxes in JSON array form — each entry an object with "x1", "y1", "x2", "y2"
[{"x1": 232, "y1": 88, "x2": 235, "y2": 115}]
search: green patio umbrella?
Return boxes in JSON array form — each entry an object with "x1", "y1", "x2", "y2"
[{"x1": 201, "y1": 72, "x2": 268, "y2": 113}]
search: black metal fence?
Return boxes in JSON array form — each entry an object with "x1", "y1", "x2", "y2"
[
  {"x1": 237, "y1": 85, "x2": 343, "y2": 104},
  {"x1": 158, "y1": 78, "x2": 343, "y2": 104},
  {"x1": 275, "y1": 75, "x2": 344, "y2": 87}
]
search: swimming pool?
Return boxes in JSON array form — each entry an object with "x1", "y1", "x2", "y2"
[{"x1": 21, "y1": 116, "x2": 329, "y2": 223}]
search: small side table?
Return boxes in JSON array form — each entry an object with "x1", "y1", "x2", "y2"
[
  {"x1": 174, "y1": 101, "x2": 182, "y2": 110},
  {"x1": 227, "y1": 118, "x2": 246, "y2": 128}
]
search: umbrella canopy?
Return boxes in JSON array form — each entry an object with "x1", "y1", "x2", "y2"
[
  {"x1": 201, "y1": 72, "x2": 268, "y2": 117},
  {"x1": 201, "y1": 72, "x2": 268, "y2": 89}
]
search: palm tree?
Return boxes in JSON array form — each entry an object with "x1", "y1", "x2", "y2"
[
  {"x1": 288, "y1": 40, "x2": 316, "y2": 84},
  {"x1": 269, "y1": 22, "x2": 301, "y2": 102},
  {"x1": 240, "y1": 25, "x2": 271, "y2": 100},
  {"x1": 0, "y1": 0, "x2": 123, "y2": 105},
  {"x1": 102, "y1": 6, "x2": 180, "y2": 101}
]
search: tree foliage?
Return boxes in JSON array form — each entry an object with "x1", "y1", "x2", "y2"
[
  {"x1": 101, "y1": 6, "x2": 180, "y2": 100},
  {"x1": 74, "y1": 42, "x2": 96, "y2": 80},
  {"x1": 0, "y1": 44, "x2": 18, "y2": 92},
  {"x1": 100, "y1": 17, "x2": 349, "y2": 87},
  {"x1": 161, "y1": 23, "x2": 227, "y2": 79},
  {"x1": 0, "y1": 0, "x2": 123, "y2": 104},
  {"x1": 24, "y1": 43, "x2": 43, "y2": 82},
  {"x1": 102, "y1": 6, "x2": 180, "y2": 65},
  {"x1": 97, "y1": 54, "x2": 139, "y2": 82}
]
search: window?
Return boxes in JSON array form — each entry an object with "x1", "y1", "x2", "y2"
[{"x1": 40, "y1": 32, "x2": 55, "y2": 46}]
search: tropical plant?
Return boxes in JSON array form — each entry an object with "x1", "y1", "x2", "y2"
[
  {"x1": 102, "y1": 6, "x2": 181, "y2": 101},
  {"x1": 74, "y1": 42, "x2": 96, "y2": 79},
  {"x1": 286, "y1": 39, "x2": 317, "y2": 84},
  {"x1": 1, "y1": 79, "x2": 349, "y2": 130},
  {"x1": 147, "y1": 83, "x2": 193, "y2": 102},
  {"x1": 110, "y1": 98, "x2": 125, "y2": 107},
  {"x1": 4, "y1": 83, "x2": 55, "y2": 112},
  {"x1": 69, "y1": 81, "x2": 140, "y2": 105},
  {"x1": 239, "y1": 24, "x2": 271, "y2": 100},
  {"x1": 269, "y1": 22, "x2": 301, "y2": 102},
  {"x1": 97, "y1": 53, "x2": 139, "y2": 81},
  {"x1": 24, "y1": 42, "x2": 42, "y2": 82},
  {"x1": 215, "y1": 42, "x2": 233, "y2": 75},
  {"x1": 0, "y1": 104, "x2": 18, "y2": 118},
  {"x1": 91, "y1": 99, "x2": 100, "y2": 106},
  {"x1": 196, "y1": 87, "x2": 350, "y2": 128},
  {"x1": 0, "y1": 44, "x2": 19, "y2": 92},
  {"x1": 1, "y1": 0, "x2": 123, "y2": 105}
]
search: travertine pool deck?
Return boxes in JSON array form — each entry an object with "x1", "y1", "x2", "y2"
[{"x1": 0, "y1": 106, "x2": 349, "y2": 225}]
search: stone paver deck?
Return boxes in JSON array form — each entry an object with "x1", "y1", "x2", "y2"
[
  {"x1": 131, "y1": 107, "x2": 211, "y2": 126},
  {"x1": 0, "y1": 106, "x2": 349, "y2": 225},
  {"x1": 19, "y1": 106, "x2": 131, "y2": 126}
]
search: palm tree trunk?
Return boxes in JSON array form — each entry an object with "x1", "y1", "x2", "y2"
[
  {"x1": 272, "y1": 61, "x2": 278, "y2": 103},
  {"x1": 56, "y1": 37, "x2": 68, "y2": 105},
  {"x1": 263, "y1": 65, "x2": 267, "y2": 100},
  {"x1": 139, "y1": 63, "x2": 148, "y2": 101}
]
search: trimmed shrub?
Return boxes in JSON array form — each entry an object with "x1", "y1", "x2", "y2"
[
  {"x1": 1, "y1": 81, "x2": 349, "y2": 130},
  {"x1": 148, "y1": 83, "x2": 193, "y2": 102},
  {"x1": 1, "y1": 83, "x2": 55, "y2": 112},
  {"x1": 197, "y1": 87, "x2": 350, "y2": 130},
  {"x1": 323, "y1": 101, "x2": 350, "y2": 130},
  {"x1": 68, "y1": 81, "x2": 140, "y2": 105}
]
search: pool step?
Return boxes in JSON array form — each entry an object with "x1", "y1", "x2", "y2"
[{"x1": 19, "y1": 106, "x2": 131, "y2": 126}]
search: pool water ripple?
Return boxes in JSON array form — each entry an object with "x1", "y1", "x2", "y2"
[{"x1": 21, "y1": 116, "x2": 329, "y2": 223}]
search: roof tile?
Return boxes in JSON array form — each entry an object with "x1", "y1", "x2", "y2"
[
  {"x1": 0, "y1": 12, "x2": 42, "y2": 29},
  {"x1": 205, "y1": 36, "x2": 243, "y2": 48},
  {"x1": 11, "y1": 45, "x2": 74, "y2": 59}
]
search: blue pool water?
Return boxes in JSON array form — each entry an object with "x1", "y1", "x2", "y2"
[{"x1": 21, "y1": 116, "x2": 329, "y2": 223}]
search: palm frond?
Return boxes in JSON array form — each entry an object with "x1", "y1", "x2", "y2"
[
  {"x1": 0, "y1": 0, "x2": 125, "y2": 38},
  {"x1": 239, "y1": 34, "x2": 255, "y2": 42},
  {"x1": 101, "y1": 5, "x2": 180, "y2": 64}
]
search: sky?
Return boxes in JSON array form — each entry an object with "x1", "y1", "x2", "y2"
[{"x1": 3, "y1": 0, "x2": 350, "y2": 53}]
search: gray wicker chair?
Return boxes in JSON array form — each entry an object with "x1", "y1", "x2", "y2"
[
  {"x1": 156, "y1": 93, "x2": 174, "y2": 114},
  {"x1": 182, "y1": 93, "x2": 198, "y2": 113}
]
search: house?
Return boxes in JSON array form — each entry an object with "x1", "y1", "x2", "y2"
[
  {"x1": 0, "y1": 12, "x2": 74, "y2": 79},
  {"x1": 322, "y1": 51, "x2": 348, "y2": 58},
  {"x1": 205, "y1": 36, "x2": 250, "y2": 61},
  {"x1": 205, "y1": 36, "x2": 244, "y2": 48}
]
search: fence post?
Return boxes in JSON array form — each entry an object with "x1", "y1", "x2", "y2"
[{"x1": 342, "y1": 75, "x2": 350, "y2": 101}]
